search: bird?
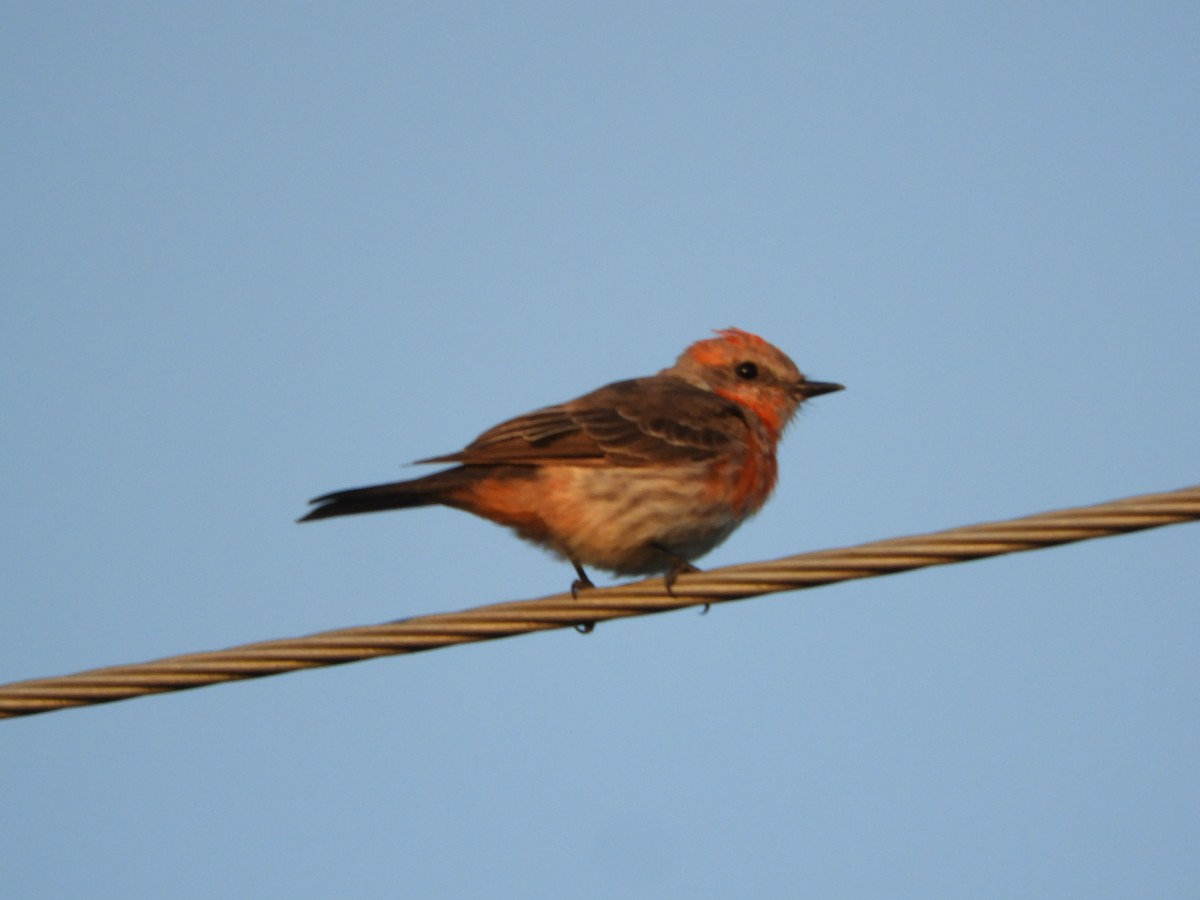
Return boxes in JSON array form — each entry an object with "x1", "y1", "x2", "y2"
[{"x1": 299, "y1": 328, "x2": 842, "y2": 594}]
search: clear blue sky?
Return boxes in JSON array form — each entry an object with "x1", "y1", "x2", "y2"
[{"x1": 3, "y1": 4, "x2": 1198, "y2": 897}]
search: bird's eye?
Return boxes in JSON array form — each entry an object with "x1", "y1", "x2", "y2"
[{"x1": 735, "y1": 361, "x2": 759, "y2": 380}]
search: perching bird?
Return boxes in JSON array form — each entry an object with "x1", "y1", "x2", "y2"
[{"x1": 300, "y1": 328, "x2": 842, "y2": 593}]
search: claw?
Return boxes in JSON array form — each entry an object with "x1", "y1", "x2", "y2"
[
  {"x1": 570, "y1": 559, "x2": 595, "y2": 633},
  {"x1": 655, "y1": 544, "x2": 701, "y2": 598},
  {"x1": 570, "y1": 560, "x2": 595, "y2": 598}
]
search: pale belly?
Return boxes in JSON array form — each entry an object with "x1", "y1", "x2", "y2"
[{"x1": 525, "y1": 464, "x2": 748, "y2": 576}]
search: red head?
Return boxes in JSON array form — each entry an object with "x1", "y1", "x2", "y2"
[{"x1": 665, "y1": 328, "x2": 842, "y2": 438}]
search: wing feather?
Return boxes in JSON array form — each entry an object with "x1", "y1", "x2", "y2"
[{"x1": 417, "y1": 378, "x2": 746, "y2": 467}]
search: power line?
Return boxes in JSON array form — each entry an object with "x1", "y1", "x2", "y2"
[{"x1": 2, "y1": 484, "x2": 1197, "y2": 720}]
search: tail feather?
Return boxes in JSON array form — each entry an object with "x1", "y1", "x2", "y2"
[{"x1": 298, "y1": 468, "x2": 472, "y2": 523}]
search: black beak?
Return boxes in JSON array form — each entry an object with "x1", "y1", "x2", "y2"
[{"x1": 797, "y1": 380, "x2": 844, "y2": 398}]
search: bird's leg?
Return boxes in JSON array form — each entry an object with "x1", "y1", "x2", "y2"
[
  {"x1": 570, "y1": 559, "x2": 596, "y2": 634},
  {"x1": 570, "y1": 560, "x2": 595, "y2": 598},
  {"x1": 651, "y1": 544, "x2": 706, "y2": 609}
]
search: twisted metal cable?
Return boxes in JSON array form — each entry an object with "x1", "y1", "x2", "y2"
[{"x1": 2, "y1": 484, "x2": 1197, "y2": 720}]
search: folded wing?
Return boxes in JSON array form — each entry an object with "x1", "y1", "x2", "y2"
[{"x1": 418, "y1": 377, "x2": 747, "y2": 468}]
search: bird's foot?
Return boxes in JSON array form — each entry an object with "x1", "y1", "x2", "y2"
[
  {"x1": 570, "y1": 561, "x2": 595, "y2": 600},
  {"x1": 571, "y1": 561, "x2": 596, "y2": 633},
  {"x1": 652, "y1": 544, "x2": 708, "y2": 611},
  {"x1": 663, "y1": 562, "x2": 701, "y2": 597}
]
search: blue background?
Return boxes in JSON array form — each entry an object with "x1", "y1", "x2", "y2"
[{"x1": 3, "y1": 4, "x2": 1198, "y2": 897}]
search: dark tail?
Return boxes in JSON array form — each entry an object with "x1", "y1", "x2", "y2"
[{"x1": 298, "y1": 468, "x2": 473, "y2": 523}]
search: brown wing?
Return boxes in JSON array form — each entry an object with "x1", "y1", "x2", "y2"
[{"x1": 417, "y1": 377, "x2": 748, "y2": 467}]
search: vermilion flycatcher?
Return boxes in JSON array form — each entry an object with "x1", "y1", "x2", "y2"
[{"x1": 300, "y1": 328, "x2": 842, "y2": 592}]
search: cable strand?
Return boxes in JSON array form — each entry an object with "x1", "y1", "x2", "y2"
[{"x1": 1, "y1": 483, "x2": 1197, "y2": 719}]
